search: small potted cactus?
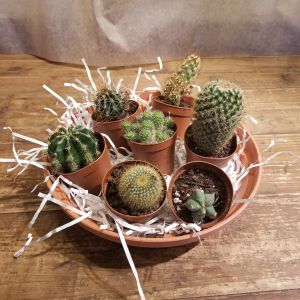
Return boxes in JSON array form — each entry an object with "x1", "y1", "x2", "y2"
[
  {"x1": 167, "y1": 161, "x2": 233, "y2": 228},
  {"x1": 121, "y1": 110, "x2": 177, "y2": 174},
  {"x1": 185, "y1": 80, "x2": 246, "y2": 168},
  {"x1": 92, "y1": 87, "x2": 141, "y2": 148},
  {"x1": 150, "y1": 54, "x2": 201, "y2": 139},
  {"x1": 47, "y1": 125, "x2": 112, "y2": 195},
  {"x1": 102, "y1": 160, "x2": 167, "y2": 223}
]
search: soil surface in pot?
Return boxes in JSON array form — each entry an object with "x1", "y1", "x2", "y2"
[
  {"x1": 172, "y1": 168, "x2": 227, "y2": 223},
  {"x1": 106, "y1": 164, "x2": 166, "y2": 216},
  {"x1": 158, "y1": 95, "x2": 191, "y2": 108},
  {"x1": 185, "y1": 126, "x2": 236, "y2": 158},
  {"x1": 92, "y1": 100, "x2": 138, "y2": 122}
]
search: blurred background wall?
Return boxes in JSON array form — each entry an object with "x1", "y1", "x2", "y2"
[{"x1": 0, "y1": 0, "x2": 299, "y2": 66}]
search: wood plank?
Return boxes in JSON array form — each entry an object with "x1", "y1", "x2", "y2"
[{"x1": 0, "y1": 54, "x2": 299, "y2": 300}]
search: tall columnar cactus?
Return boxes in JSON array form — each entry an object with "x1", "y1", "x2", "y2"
[
  {"x1": 184, "y1": 189, "x2": 217, "y2": 223},
  {"x1": 93, "y1": 88, "x2": 129, "y2": 122},
  {"x1": 163, "y1": 54, "x2": 201, "y2": 106},
  {"x1": 122, "y1": 110, "x2": 175, "y2": 143},
  {"x1": 48, "y1": 125, "x2": 100, "y2": 173},
  {"x1": 117, "y1": 164, "x2": 165, "y2": 211},
  {"x1": 191, "y1": 80, "x2": 245, "y2": 156}
]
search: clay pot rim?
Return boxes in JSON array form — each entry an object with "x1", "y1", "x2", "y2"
[
  {"x1": 101, "y1": 160, "x2": 167, "y2": 222},
  {"x1": 124, "y1": 124, "x2": 177, "y2": 147},
  {"x1": 47, "y1": 132, "x2": 108, "y2": 177},
  {"x1": 167, "y1": 161, "x2": 234, "y2": 228},
  {"x1": 153, "y1": 94, "x2": 194, "y2": 111},
  {"x1": 91, "y1": 99, "x2": 140, "y2": 125},
  {"x1": 184, "y1": 124, "x2": 238, "y2": 161}
]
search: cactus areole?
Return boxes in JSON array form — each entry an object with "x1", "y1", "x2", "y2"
[{"x1": 47, "y1": 125, "x2": 101, "y2": 174}]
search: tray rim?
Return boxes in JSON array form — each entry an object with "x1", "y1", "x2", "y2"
[{"x1": 47, "y1": 132, "x2": 262, "y2": 248}]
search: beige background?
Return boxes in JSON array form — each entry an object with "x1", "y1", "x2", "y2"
[{"x1": 0, "y1": 0, "x2": 299, "y2": 66}]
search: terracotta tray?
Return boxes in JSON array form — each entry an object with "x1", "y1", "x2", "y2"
[{"x1": 47, "y1": 135, "x2": 262, "y2": 248}]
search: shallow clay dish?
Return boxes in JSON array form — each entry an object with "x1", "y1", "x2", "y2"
[{"x1": 46, "y1": 130, "x2": 262, "y2": 248}]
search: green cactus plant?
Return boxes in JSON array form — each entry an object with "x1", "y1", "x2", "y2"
[
  {"x1": 122, "y1": 110, "x2": 175, "y2": 144},
  {"x1": 163, "y1": 54, "x2": 201, "y2": 106},
  {"x1": 184, "y1": 189, "x2": 217, "y2": 223},
  {"x1": 117, "y1": 164, "x2": 165, "y2": 211},
  {"x1": 93, "y1": 88, "x2": 129, "y2": 122},
  {"x1": 48, "y1": 125, "x2": 100, "y2": 173},
  {"x1": 191, "y1": 80, "x2": 245, "y2": 156}
]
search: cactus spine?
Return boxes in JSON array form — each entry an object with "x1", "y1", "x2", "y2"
[
  {"x1": 163, "y1": 54, "x2": 201, "y2": 106},
  {"x1": 191, "y1": 80, "x2": 245, "y2": 156},
  {"x1": 48, "y1": 125, "x2": 100, "y2": 173},
  {"x1": 93, "y1": 88, "x2": 129, "y2": 122},
  {"x1": 117, "y1": 164, "x2": 165, "y2": 211},
  {"x1": 184, "y1": 189, "x2": 217, "y2": 223},
  {"x1": 122, "y1": 110, "x2": 175, "y2": 143}
]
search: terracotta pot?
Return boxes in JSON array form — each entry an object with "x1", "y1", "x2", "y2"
[
  {"x1": 102, "y1": 160, "x2": 167, "y2": 223},
  {"x1": 92, "y1": 100, "x2": 142, "y2": 149},
  {"x1": 125, "y1": 125, "x2": 177, "y2": 175},
  {"x1": 47, "y1": 133, "x2": 112, "y2": 195},
  {"x1": 167, "y1": 161, "x2": 233, "y2": 229},
  {"x1": 185, "y1": 125, "x2": 243, "y2": 168},
  {"x1": 151, "y1": 92, "x2": 194, "y2": 139}
]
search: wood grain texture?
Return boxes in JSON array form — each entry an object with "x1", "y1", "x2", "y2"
[{"x1": 0, "y1": 54, "x2": 299, "y2": 300}]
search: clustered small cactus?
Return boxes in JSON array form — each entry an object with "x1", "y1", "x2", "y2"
[
  {"x1": 163, "y1": 54, "x2": 201, "y2": 106},
  {"x1": 117, "y1": 164, "x2": 165, "y2": 211},
  {"x1": 122, "y1": 110, "x2": 175, "y2": 143},
  {"x1": 184, "y1": 189, "x2": 217, "y2": 223},
  {"x1": 191, "y1": 80, "x2": 245, "y2": 156},
  {"x1": 93, "y1": 88, "x2": 129, "y2": 122},
  {"x1": 48, "y1": 125, "x2": 100, "y2": 173}
]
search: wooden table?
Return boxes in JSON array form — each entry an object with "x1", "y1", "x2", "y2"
[{"x1": 0, "y1": 54, "x2": 299, "y2": 300}]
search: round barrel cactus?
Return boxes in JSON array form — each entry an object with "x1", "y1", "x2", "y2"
[
  {"x1": 48, "y1": 125, "x2": 100, "y2": 173},
  {"x1": 163, "y1": 54, "x2": 201, "y2": 106},
  {"x1": 117, "y1": 164, "x2": 165, "y2": 211},
  {"x1": 93, "y1": 88, "x2": 129, "y2": 122},
  {"x1": 191, "y1": 80, "x2": 245, "y2": 156}
]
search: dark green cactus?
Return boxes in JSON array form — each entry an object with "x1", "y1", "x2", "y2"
[
  {"x1": 163, "y1": 54, "x2": 201, "y2": 106},
  {"x1": 48, "y1": 125, "x2": 100, "y2": 173},
  {"x1": 184, "y1": 189, "x2": 217, "y2": 223},
  {"x1": 93, "y1": 88, "x2": 129, "y2": 122},
  {"x1": 122, "y1": 110, "x2": 175, "y2": 143},
  {"x1": 191, "y1": 80, "x2": 245, "y2": 156},
  {"x1": 117, "y1": 164, "x2": 165, "y2": 211}
]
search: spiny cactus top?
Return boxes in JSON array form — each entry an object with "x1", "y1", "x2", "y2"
[
  {"x1": 191, "y1": 80, "x2": 245, "y2": 156},
  {"x1": 117, "y1": 164, "x2": 165, "y2": 212},
  {"x1": 122, "y1": 110, "x2": 175, "y2": 144},
  {"x1": 184, "y1": 189, "x2": 217, "y2": 223},
  {"x1": 93, "y1": 88, "x2": 130, "y2": 122},
  {"x1": 163, "y1": 54, "x2": 201, "y2": 106},
  {"x1": 48, "y1": 125, "x2": 100, "y2": 174}
]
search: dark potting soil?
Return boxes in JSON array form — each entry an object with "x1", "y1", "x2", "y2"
[
  {"x1": 106, "y1": 164, "x2": 165, "y2": 216},
  {"x1": 158, "y1": 96, "x2": 191, "y2": 108},
  {"x1": 185, "y1": 126, "x2": 236, "y2": 158},
  {"x1": 172, "y1": 168, "x2": 227, "y2": 224}
]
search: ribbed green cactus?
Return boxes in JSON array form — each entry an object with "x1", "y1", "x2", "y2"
[
  {"x1": 48, "y1": 125, "x2": 100, "y2": 173},
  {"x1": 191, "y1": 80, "x2": 245, "y2": 156},
  {"x1": 184, "y1": 189, "x2": 217, "y2": 223},
  {"x1": 93, "y1": 88, "x2": 129, "y2": 122},
  {"x1": 122, "y1": 110, "x2": 175, "y2": 143},
  {"x1": 163, "y1": 54, "x2": 201, "y2": 106},
  {"x1": 117, "y1": 164, "x2": 165, "y2": 211}
]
